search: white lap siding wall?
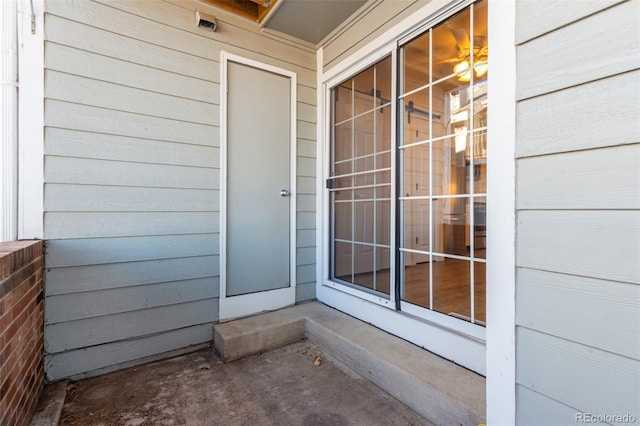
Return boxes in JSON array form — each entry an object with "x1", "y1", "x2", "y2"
[
  {"x1": 42, "y1": 0, "x2": 317, "y2": 380},
  {"x1": 514, "y1": 0, "x2": 640, "y2": 422}
]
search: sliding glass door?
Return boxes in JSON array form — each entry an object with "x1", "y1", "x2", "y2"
[
  {"x1": 399, "y1": 0, "x2": 487, "y2": 325},
  {"x1": 329, "y1": 57, "x2": 393, "y2": 297},
  {"x1": 328, "y1": 0, "x2": 487, "y2": 330}
]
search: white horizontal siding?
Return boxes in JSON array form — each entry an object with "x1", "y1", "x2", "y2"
[
  {"x1": 45, "y1": 185, "x2": 218, "y2": 212},
  {"x1": 45, "y1": 234, "x2": 219, "y2": 267},
  {"x1": 90, "y1": 0, "x2": 315, "y2": 70},
  {"x1": 46, "y1": 277, "x2": 219, "y2": 324},
  {"x1": 45, "y1": 298, "x2": 219, "y2": 353},
  {"x1": 516, "y1": 0, "x2": 640, "y2": 100},
  {"x1": 516, "y1": 70, "x2": 640, "y2": 158},
  {"x1": 297, "y1": 176, "x2": 316, "y2": 194},
  {"x1": 42, "y1": 0, "x2": 317, "y2": 379},
  {"x1": 45, "y1": 14, "x2": 219, "y2": 82},
  {"x1": 297, "y1": 157, "x2": 317, "y2": 178},
  {"x1": 45, "y1": 42, "x2": 220, "y2": 103},
  {"x1": 297, "y1": 230, "x2": 316, "y2": 248},
  {"x1": 515, "y1": 0, "x2": 625, "y2": 44},
  {"x1": 45, "y1": 100, "x2": 218, "y2": 145},
  {"x1": 517, "y1": 268, "x2": 640, "y2": 360},
  {"x1": 516, "y1": 386, "x2": 589, "y2": 426},
  {"x1": 45, "y1": 157, "x2": 218, "y2": 189},
  {"x1": 517, "y1": 210, "x2": 640, "y2": 284},
  {"x1": 297, "y1": 139, "x2": 317, "y2": 158},
  {"x1": 45, "y1": 70, "x2": 217, "y2": 125},
  {"x1": 296, "y1": 212, "x2": 316, "y2": 229},
  {"x1": 45, "y1": 324, "x2": 213, "y2": 381},
  {"x1": 46, "y1": 255, "x2": 220, "y2": 296},
  {"x1": 296, "y1": 247, "x2": 316, "y2": 266},
  {"x1": 516, "y1": 328, "x2": 640, "y2": 419},
  {"x1": 517, "y1": 144, "x2": 640, "y2": 210},
  {"x1": 296, "y1": 283, "x2": 316, "y2": 302},
  {"x1": 45, "y1": 212, "x2": 219, "y2": 239},
  {"x1": 45, "y1": 128, "x2": 220, "y2": 166},
  {"x1": 515, "y1": 1, "x2": 640, "y2": 423}
]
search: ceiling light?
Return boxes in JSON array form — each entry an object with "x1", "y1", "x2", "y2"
[
  {"x1": 474, "y1": 62, "x2": 488, "y2": 77},
  {"x1": 453, "y1": 59, "x2": 488, "y2": 82},
  {"x1": 454, "y1": 61, "x2": 471, "y2": 82}
]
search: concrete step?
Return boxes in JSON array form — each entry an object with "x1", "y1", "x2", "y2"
[{"x1": 213, "y1": 302, "x2": 485, "y2": 426}]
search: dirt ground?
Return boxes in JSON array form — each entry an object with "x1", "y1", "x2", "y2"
[{"x1": 58, "y1": 340, "x2": 430, "y2": 426}]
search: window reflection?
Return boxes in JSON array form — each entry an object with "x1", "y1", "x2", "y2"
[
  {"x1": 330, "y1": 0, "x2": 487, "y2": 325},
  {"x1": 400, "y1": 0, "x2": 487, "y2": 325},
  {"x1": 330, "y1": 56, "x2": 392, "y2": 297}
]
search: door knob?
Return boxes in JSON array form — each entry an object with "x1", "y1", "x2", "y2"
[{"x1": 280, "y1": 189, "x2": 290, "y2": 197}]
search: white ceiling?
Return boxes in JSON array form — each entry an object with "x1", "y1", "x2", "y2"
[{"x1": 265, "y1": 0, "x2": 368, "y2": 44}]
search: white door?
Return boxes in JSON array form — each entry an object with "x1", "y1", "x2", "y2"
[{"x1": 219, "y1": 53, "x2": 297, "y2": 321}]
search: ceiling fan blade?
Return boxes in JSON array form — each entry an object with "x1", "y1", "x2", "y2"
[
  {"x1": 436, "y1": 57, "x2": 461, "y2": 64},
  {"x1": 451, "y1": 28, "x2": 470, "y2": 49}
]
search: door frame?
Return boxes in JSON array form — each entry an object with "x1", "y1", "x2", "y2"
[
  {"x1": 318, "y1": 0, "x2": 490, "y2": 372},
  {"x1": 219, "y1": 51, "x2": 297, "y2": 321}
]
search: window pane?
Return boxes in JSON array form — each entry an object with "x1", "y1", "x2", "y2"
[
  {"x1": 401, "y1": 88, "x2": 430, "y2": 145},
  {"x1": 402, "y1": 199, "x2": 431, "y2": 255},
  {"x1": 473, "y1": 0, "x2": 488, "y2": 79},
  {"x1": 335, "y1": 82, "x2": 352, "y2": 123},
  {"x1": 474, "y1": 261, "x2": 486, "y2": 324},
  {"x1": 439, "y1": 197, "x2": 470, "y2": 257},
  {"x1": 402, "y1": 31, "x2": 430, "y2": 94},
  {"x1": 401, "y1": 144, "x2": 430, "y2": 198},
  {"x1": 354, "y1": 66, "x2": 376, "y2": 116},
  {"x1": 432, "y1": 257, "x2": 470, "y2": 320},
  {"x1": 376, "y1": 105, "x2": 392, "y2": 153},
  {"x1": 334, "y1": 198, "x2": 351, "y2": 241},
  {"x1": 334, "y1": 241, "x2": 352, "y2": 282},
  {"x1": 354, "y1": 201, "x2": 374, "y2": 244},
  {"x1": 402, "y1": 252, "x2": 430, "y2": 309},
  {"x1": 432, "y1": 136, "x2": 468, "y2": 196},
  {"x1": 354, "y1": 113, "x2": 376, "y2": 159},
  {"x1": 330, "y1": 55, "x2": 392, "y2": 298},
  {"x1": 353, "y1": 243, "x2": 375, "y2": 289},
  {"x1": 473, "y1": 196, "x2": 486, "y2": 259},
  {"x1": 433, "y1": 75, "x2": 471, "y2": 139},
  {"x1": 376, "y1": 56, "x2": 393, "y2": 102},
  {"x1": 334, "y1": 121, "x2": 353, "y2": 164},
  {"x1": 376, "y1": 200, "x2": 391, "y2": 245},
  {"x1": 432, "y1": 7, "x2": 470, "y2": 82},
  {"x1": 376, "y1": 247, "x2": 391, "y2": 295}
]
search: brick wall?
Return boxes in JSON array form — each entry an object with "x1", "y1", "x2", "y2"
[{"x1": 0, "y1": 241, "x2": 44, "y2": 426}]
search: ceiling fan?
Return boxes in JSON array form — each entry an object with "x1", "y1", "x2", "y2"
[{"x1": 441, "y1": 28, "x2": 488, "y2": 81}]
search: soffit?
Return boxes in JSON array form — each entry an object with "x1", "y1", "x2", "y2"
[{"x1": 201, "y1": 0, "x2": 368, "y2": 45}]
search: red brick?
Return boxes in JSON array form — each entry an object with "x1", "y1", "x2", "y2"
[{"x1": 0, "y1": 243, "x2": 43, "y2": 426}]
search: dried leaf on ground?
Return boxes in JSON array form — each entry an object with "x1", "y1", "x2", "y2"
[{"x1": 313, "y1": 356, "x2": 322, "y2": 367}]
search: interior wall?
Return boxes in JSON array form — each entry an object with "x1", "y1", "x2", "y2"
[
  {"x1": 41, "y1": 0, "x2": 317, "y2": 380},
  {"x1": 514, "y1": 0, "x2": 640, "y2": 422}
]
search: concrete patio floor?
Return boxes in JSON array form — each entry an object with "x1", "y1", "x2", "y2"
[{"x1": 54, "y1": 340, "x2": 431, "y2": 426}]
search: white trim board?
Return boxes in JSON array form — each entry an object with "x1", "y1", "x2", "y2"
[
  {"x1": 485, "y1": 0, "x2": 517, "y2": 424},
  {"x1": 17, "y1": 0, "x2": 44, "y2": 240},
  {"x1": 218, "y1": 51, "x2": 298, "y2": 322}
]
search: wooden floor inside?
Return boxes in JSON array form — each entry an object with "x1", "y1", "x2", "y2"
[{"x1": 337, "y1": 253, "x2": 486, "y2": 324}]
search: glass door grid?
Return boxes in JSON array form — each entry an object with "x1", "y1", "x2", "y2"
[
  {"x1": 330, "y1": 57, "x2": 393, "y2": 297},
  {"x1": 329, "y1": 0, "x2": 487, "y2": 327}
]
